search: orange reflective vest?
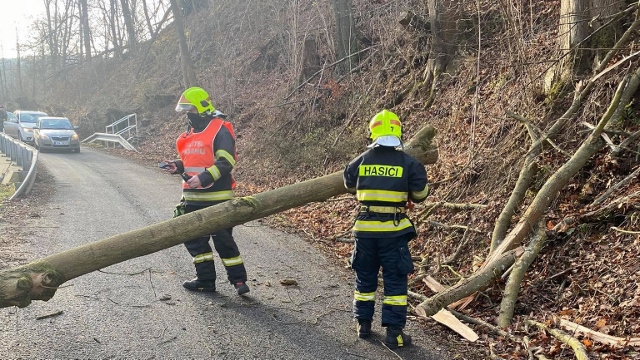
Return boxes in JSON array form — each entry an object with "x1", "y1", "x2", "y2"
[{"x1": 176, "y1": 119, "x2": 237, "y2": 191}]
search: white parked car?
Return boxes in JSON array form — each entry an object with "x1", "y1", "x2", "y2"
[
  {"x1": 4, "y1": 110, "x2": 48, "y2": 144},
  {"x1": 33, "y1": 117, "x2": 81, "y2": 153}
]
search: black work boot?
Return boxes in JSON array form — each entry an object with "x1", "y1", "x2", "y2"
[
  {"x1": 183, "y1": 278, "x2": 216, "y2": 292},
  {"x1": 384, "y1": 326, "x2": 412, "y2": 349},
  {"x1": 234, "y1": 282, "x2": 250, "y2": 296},
  {"x1": 356, "y1": 319, "x2": 372, "y2": 339}
]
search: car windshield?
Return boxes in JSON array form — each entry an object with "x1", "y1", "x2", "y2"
[
  {"x1": 41, "y1": 119, "x2": 73, "y2": 130},
  {"x1": 21, "y1": 114, "x2": 41, "y2": 123}
]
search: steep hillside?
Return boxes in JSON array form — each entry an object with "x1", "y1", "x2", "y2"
[{"x1": 24, "y1": 0, "x2": 640, "y2": 358}]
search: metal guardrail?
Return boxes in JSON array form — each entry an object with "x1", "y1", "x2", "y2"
[
  {"x1": 0, "y1": 132, "x2": 38, "y2": 200},
  {"x1": 106, "y1": 114, "x2": 137, "y2": 143},
  {"x1": 82, "y1": 133, "x2": 138, "y2": 151}
]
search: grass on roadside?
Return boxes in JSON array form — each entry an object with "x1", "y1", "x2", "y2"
[{"x1": 0, "y1": 183, "x2": 16, "y2": 204}]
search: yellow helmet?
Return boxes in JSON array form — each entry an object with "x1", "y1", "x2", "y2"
[
  {"x1": 175, "y1": 86, "x2": 215, "y2": 114},
  {"x1": 368, "y1": 110, "x2": 402, "y2": 148}
]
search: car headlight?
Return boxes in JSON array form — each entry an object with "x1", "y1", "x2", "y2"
[
  {"x1": 23, "y1": 127, "x2": 33, "y2": 133},
  {"x1": 71, "y1": 133, "x2": 79, "y2": 140}
]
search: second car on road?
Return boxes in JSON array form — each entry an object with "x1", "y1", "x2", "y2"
[
  {"x1": 4, "y1": 110, "x2": 49, "y2": 144},
  {"x1": 34, "y1": 116, "x2": 81, "y2": 153}
]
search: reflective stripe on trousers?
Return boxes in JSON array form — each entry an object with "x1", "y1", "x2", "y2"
[{"x1": 350, "y1": 234, "x2": 412, "y2": 327}]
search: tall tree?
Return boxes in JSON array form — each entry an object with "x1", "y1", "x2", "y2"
[
  {"x1": 141, "y1": 0, "x2": 156, "y2": 36},
  {"x1": 16, "y1": 34, "x2": 23, "y2": 97},
  {"x1": 420, "y1": 0, "x2": 457, "y2": 108},
  {"x1": 44, "y1": 0, "x2": 61, "y2": 69},
  {"x1": 120, "y1": 0, "x2": 138, "y2": 52},
  {"x1": 0, "y1": 61, "x2": 5, "y2": 102},
  {"x1": 332, "y1": 0, "x2": 358, "y2": 76},
  {"x1": 59, "y1": 0, "x2": 77, "y2": 66},
  {"x1": 79, "y1": 0, "x2": 93, "y2": 60},
  {"x1": 545, "y1": 0, "x2": 590, "y2": 92},
  {"x1": 169, "y1": 0, "x2": 196, "y2": 87},
  {"x1": 590, "y1": 0, "x2": 625, "y2": 68}
]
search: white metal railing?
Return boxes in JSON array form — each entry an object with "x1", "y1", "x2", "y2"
[
  {"x1": 0, "y1": 132, "x2": 38, "y2": 200},
  {"x1": 106, "y1": 114, "x2": 137, "y2": 146},
  {"x1": 82, "y1": 133, "x2": 138, "y2": 151}
]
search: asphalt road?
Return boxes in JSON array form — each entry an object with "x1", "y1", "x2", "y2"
[{"x1": 0, "y1": 148, "x2": 455, "y2": 359}]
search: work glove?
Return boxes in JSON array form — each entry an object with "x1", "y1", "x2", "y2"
[
  {"x1": 405, "y1": 199, "x2": 415, "y2": 211},
  {"x1": 173, "y1": 203, "x2": 186, "y2": 218}
]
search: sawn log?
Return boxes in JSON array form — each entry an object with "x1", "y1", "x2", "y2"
[{"x1": 0, "y1": 125, "x2": 438, "y2": 308}]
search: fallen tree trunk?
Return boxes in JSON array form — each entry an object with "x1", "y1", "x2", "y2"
[
  {"x1": 0, "y1": 125, "x2": 438, "y2": 309},
  {"x1": 443, "y1": 65, "x2": 639, "y2": 315},
  {"x1": 414, "y1": 247, "x2": 524, "y2": 317}
]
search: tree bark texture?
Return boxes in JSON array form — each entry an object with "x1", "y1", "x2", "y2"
[
  {"x1": 120, "y1": 0, "x2": 138, "y2": 52},
  {"x1": 79, "y1": 0, "x2": 92, "y2": 60},
  {"x1": 497, "y1": 219, "x2": 547, "y2": 328},
  {"x1": 526, "y1": 319, "x2": 590, "y2": 360},
  {"x1": 0, "y1": 125, "x2": 438, "y2": 308},
  {"x1": 415, "y1": 248, "x2": 524, "y2": 317},
  {"x1": 421, "y1": 0, "x2": 457, "y2": 108},
  {"x1": 170, "y1": 0, "x2": 197, "y2": 87},
  {"x1": 489, "y1": 121, "x2": 538, "y2": 251},
  {"x1": 332, "y1": 0, "x2": 359, "y2": 76},
  {"x1": 589, "y1": 0, "x2": 625, "y2": 69},
  {"x1": 450, "y1": 66, "x2": 637, "y2": 313},
  {"x1": 545, "y1": 0, "x2": 590, "y2": 92},
  {"x1": 485, "y1": 68, "x2": 632, "y2": 267},
  {"x1": 108, "y1": 0, "x2": 123, "y2": 58}
]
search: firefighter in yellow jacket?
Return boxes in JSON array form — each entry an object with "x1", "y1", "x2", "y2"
[
  {"x1": 162, "y1": 87, "x2": 249, "y2": 296},
  {"x1": 343, "y1": 110, "x2": 429, "y2": 348}
]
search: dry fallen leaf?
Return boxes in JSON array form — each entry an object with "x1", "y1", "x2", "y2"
[{"x1": 279, "y1": 278, "x2": 298, "y2": 286}]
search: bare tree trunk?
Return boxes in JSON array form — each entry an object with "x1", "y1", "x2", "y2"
[
  {"x1": 545, "y1": 0, "x2": 590, "y2": 93},
  {"x1": 418, "y1": 67, "x2": 638, "y2": 318},
  {"x1": 0, "y1": 124, "x2": 438, "y2": 308},
  {"x1": 497, "y1": 219, "x2": 546, "y2": 328},
  {"x1": 299, "y1": 37, "x2": 321, "y2": 84},
  {"x1": 44, "y1": 0, "x2": 60, "y2": 69},
  {"x1": 136, "y1": 9, "x2": 173, "y2": 77},
  {"x1": 16, "y1": 38, "x2": 23, "y2": 97},
  {"x1": 170, "y1": 0, "x2": 197, "y2": 87},
  {"x1": 31, "y1": 54, "x2": 36, "y2": 99},
  {"x1": 415, "y1": 248, "x2": 524, "y2": 317},
  {"x1": 120, "y1": 0, "x2": 138, "y2": 52},
  {"x1": 590, "y1": 0, "x2": 625, "y2": 69},
  {"x1": 0, "y1": 66, "x2": 5, "y2": 101},
  {"x1": 60, "y1": 0, "x2": 76, "y2": 66},
  {"x1": 79, "y1": 0, "x2": 92, "y2": 60},
  {"x1": 332, "y1": 0, "x2": 358, "y2": 76},
  {"x1": 421, "y1": 0, "x2": 457, "y2": 108},
  {"x1": 486, "y1": 71, "x2": 628, "y2": 266},
  {"x1": 108, "y1": 0, "x2": 123, "y2": 58},
  {"x1": 141, "y1": 0, "x2": 155, "y2": 36}
]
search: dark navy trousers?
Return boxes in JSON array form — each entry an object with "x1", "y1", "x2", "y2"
[
  {"x1": 183, "y1": 204, "x2": 247, "y2": 284},
  {"x1": 351, "y1": 233, "x2": 414, "y2": 328}
]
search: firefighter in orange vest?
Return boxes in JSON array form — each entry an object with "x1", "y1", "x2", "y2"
[
  {"x1": 343, "y1": 110, "x2": 429, "y2": 348},
  {"x1": 162, "y1": 86, "x2": 249, "y2": 296}
]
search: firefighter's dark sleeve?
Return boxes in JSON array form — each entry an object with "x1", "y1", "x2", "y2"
[
  {"x1": 408, "y1": 156, "x2": 429, "y2": 203},
  {"x1": 343, "y1": 155, "x2": 363, "y2": 194},
  {"x1": 173, "y1": 159, "x2": 184, "y2": 174},
  {"x1": 198, "y1": 126, "x2": 236, "y2": 187}
]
